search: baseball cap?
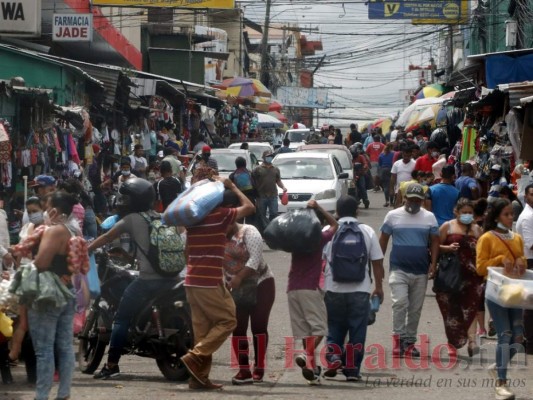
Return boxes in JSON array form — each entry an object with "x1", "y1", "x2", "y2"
[
  {"x1": 202, "y1": 145, "x2": 211, "y2": 153},
  {"x1": 405, "y1": 183, "x2": 425, "y2": 200},
  {"x1": 490, "y1": 164, "x2": 502, "y2": 171},
  {"x1": 29, "y1": 175, "x2": 56, "y2": 188}
]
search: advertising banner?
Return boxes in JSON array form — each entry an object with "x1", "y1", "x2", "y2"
[
  {"x1": 277, "y1": 87, "x2": 329, "y2": 109},
  {"x1": 0, "y1": 0, "x2": 41, "y2": 37},
  {"x1": 368, "y1": 0, "x2": 468, "y2": 24},
  {"x1": 92, "y1": 0, "x2": 235, "y2": 9},
  {"x1": 53, "y1": 14, "x2": 93, "y2": 42}
]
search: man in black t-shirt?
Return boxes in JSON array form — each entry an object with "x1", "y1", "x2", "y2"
[
  {"x1": 154, "y1": 161, "x2": 182, "y2": 210},
  {"x1": 349, "y1": 123, "x2": 361, "y2": 145}
]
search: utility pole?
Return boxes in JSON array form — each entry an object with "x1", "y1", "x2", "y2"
[
  {"x1": 260, "y1": 0, "x2": 272, "y2": 87},
  {"x1": 446, "y1": 26, "x2": 454, "y2": 79}
]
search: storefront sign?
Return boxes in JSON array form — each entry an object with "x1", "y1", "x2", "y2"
[
  {"x1": 368, "y1": 0, "x2": 468, "y2": 24},
  {"x1": 277, "y1": 87, "x2": 329, "y2": 109},
  {"x1": 53, "y1": 14, "x2": 93, "y2": 42},
  {"x1": 92, "y1": 0, "x2": 235, "y2": 9},
  {"x1": 0, "y1": 0, "x2": 41, "y2": 37}
]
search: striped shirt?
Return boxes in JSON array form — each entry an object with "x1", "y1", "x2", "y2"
[
  {"x1": 185, "y1": 207, "x2": 237, "y2": 287},
  {"x1": 380, "y1": 207, "x2": 439, "y2": 275}
]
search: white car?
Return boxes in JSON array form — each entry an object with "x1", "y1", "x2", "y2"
[
  {"x1": 296, "y1": 144, "x2": 356, "y2": 197},
  {"x1": 228, "y1": 142, "x2": 273, "y2": 162},
  {"x1": 283, "y1": 128, "x2": 311, "y2": 149},
  {"x1": 186, "y1": 148, "x2": 259, "y2": 184},
  {"x1": 273, "y1": 152, "x2": 349, "y2": 214}
]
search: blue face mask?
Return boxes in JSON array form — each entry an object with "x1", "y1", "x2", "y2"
[
  {"x1": 459, "y1": 213, "x2": 474, "y2": 225},
  {"x1": 264, "y1": 157, "x2": 273, "y2": 164},
  {"x1": 497, "y1": 222, "x2": 510, "y2": 231}
]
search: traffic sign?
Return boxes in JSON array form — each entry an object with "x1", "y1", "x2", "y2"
[{"x1": 368, "y1": 0, "x2": 467, "y2": 24}]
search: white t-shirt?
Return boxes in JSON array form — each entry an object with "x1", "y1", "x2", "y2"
[
  {"x1": 391, "y1": 159, "x2": 416, "y2": 191},
  {"x1": 323, "y1": 217, "x2": 384, "y2": 294},
  {"x1": 516, "y1": 203, "x2": 533, "y2": 260}
]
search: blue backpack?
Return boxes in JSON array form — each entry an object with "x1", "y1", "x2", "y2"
[
  {"x1": 330, "y1": 221, "x2": 369, "y2": 283},
  {"x1": 233, "y1": 169, "x2": 254, "y2": 192}
]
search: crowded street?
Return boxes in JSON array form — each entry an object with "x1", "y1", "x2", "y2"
[{"x1": 3, "y1": 191, "x2": 532, "y2": 399}]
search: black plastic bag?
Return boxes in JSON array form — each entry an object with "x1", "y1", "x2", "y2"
[
  {"x1": 432, "y1": 253, "x2": 463, "y2": 294},
  {"x1": 263, "y1": 209, "x2": 322, "y2": 253}
]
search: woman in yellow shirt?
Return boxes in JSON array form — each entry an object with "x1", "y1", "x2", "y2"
[{"x1": 476, "y1": 198, "x2": 526, "y2": 400}]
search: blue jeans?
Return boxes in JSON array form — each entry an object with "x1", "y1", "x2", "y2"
[
  {"x1": 257, "y1": 196, "x2": 278, "y2": 231},
  {"x1": 324, "y1": 291, "x2": 370, "y2": 377},
  {"x1": 486, "y1": 300, "x2": 524, "y2": 380},
  {"x1": 356, "y1": 176, "x2": 368, "y2": 203},
  {"x1": 108, "y1": 278, "x2": 177, "y2": 364},
  {"x1": 28, "y1": 297, "x2": 75, "y2": 400}
]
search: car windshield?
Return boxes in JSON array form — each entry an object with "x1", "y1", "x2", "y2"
[
  {"x1": 212, "y1": 153, "x2": 245, "y2": 172},
  {"x1": 302, "y1": 149, "x2": 351, "y2": 170},
  {"x1": 249, "y1": 145, "x2": 271, "y2": 160},
  {"x1": 287, "y1": 131, "x2": 310, "y2": 142},
  {"x1": 274, "y1": 158, "x2": 334, "y2": 180}
]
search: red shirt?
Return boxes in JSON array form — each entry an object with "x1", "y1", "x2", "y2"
[
  {"x1": 185, "y1": 207, "x2": 237, "y2": 287},
  {"x1": 414, "y1": 154, "x2": 436, "y2": 173},
  {"x1": 287, "y1": 228, "x2": 335, "y2": 292},
  {"x1": 366, "y1": 142, "x2": 385, "y2": 163}
]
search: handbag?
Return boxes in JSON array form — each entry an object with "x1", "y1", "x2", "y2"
[
  {"x1": 231, "y1": 278, "x2": 258, "y2": 308},
  {"x1": 432, "y1": 252, "x2": 463, "y2": 294}
]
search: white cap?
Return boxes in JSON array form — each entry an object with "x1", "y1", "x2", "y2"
[{"x1": 491, "y1": 164, "x2": 502, "y2": 171}]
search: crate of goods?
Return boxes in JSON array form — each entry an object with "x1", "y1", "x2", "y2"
[{"x1": 486, "y1": 267, "x2": 533, "y2": 310}]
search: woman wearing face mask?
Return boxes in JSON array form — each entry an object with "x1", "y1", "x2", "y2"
[
  {"x1": 476, "y1": 198, "x2": 526, "y2": 400},
  {"x1": 435, "y1": 198, "x2": 484, "y2": 357},
  {"x1": 26, "y1": 191, "x2": 81, "y2": 400},
  {"x1": 6, "y1": 197, "x2": 46, "y2": 367},
  {"x1": 101, "y1": 158, "x2": 136, "y2": 192}
]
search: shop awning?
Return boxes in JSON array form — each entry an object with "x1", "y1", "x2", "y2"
[
  {"x1": 446, "y1": 61, "x2": 483, "y2": 89},
  {"x1": 497, "y1": 81, "x2": 533, "y2": 107}
]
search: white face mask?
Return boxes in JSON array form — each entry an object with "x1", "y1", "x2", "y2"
[{"x1": 28, "y1": 211, "x2": 44, "y2": 225}]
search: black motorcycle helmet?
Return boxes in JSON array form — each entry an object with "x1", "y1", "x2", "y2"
[{"x1": 117, "y1": 177, "x2": 155, "y2": 213}]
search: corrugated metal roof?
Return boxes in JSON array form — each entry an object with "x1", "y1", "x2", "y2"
[{"x1": 498, "y1": 81, "x2": 533, "y2": 107}]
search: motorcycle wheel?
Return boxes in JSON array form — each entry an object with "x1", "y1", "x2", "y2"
[
  {"x1": 156, "y1": 308, "x2": 193, "y2": 381},
  {"x1": 78, "y1": 309, "x2": 108, "y2": 374}
]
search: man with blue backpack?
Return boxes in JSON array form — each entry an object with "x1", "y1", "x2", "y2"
[{"x1": 322, "y1": 195, "x2": 384, "y2": 381}]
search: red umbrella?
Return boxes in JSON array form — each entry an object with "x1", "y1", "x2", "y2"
[
  {"x1": 269, "y1": 101, "x2": 283, "y2": 112},
  {"x1": 268, "y1": 111, "x2": 288, "y2": 123}
]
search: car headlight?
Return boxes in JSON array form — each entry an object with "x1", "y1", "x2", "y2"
[{"x1": 314, "y1": 189, "x2": 336, "y2": 200}]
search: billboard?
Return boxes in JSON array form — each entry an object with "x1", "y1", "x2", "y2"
[
  {"x1": 277, "y1": 87, "x2": 328, "y2": 109},
  {"x1": 92, "y1": 0, "x2": 235, "y2": 8},
  {"x1": 53, "y1": 14, "x2": 93, "y2": 42},
  {"x1": 0, "y1": 0, "x2": 41, "y2": 37},
  {"x1": 368, "y1": 0, "x2": 468, "y2": 24}
]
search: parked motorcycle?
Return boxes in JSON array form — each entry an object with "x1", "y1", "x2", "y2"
[{"x1": 78, "y1": 249, "x2": 193, "y2": 381}]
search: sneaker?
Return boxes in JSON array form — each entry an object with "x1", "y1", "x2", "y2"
[
  {"x1": 295, "y1": 354, "x2": 307, "y2": 369},
  {"x1": 477, "y1": 329, "x2": 488, "y2": 339},
  {"x1": 488, "y1": 321, "x2": 497, "y2": 338},
  {"x1": 93, "y1": 364, "x2": 120, "y2": 380},
  {"x1": 307, "y1": 367, "x2": 321, "y2": 386},
  {"x1": 403, "y1": 342, "x2": 420, "y2": 358},
  {"x1": 364, "y1": 200, "x2": 370, "y2": 209},
  {"x1": 383, "y1": 202, "x2": 389, "y2": 207},
  {"x1": 494, "y1": 380, "x2": 515, "y2": 400},
  {"x1": 323, "y1": 359, "x2": 342, "y2": 378},
  {"x1": 232, "y1": 369, "x2": 253, "y2": 385},
  {"x1": 252, "y1": 368, "x2": 264, "y2": 383}
]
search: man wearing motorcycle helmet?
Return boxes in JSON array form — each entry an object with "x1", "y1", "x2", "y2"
[{"x1": 88, "y1": 178, "x2": 181, "y2": 380}]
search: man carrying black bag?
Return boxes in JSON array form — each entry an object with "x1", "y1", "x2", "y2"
[{"x1": 287, "y1": 200, "x2": 338, "y2": 385}]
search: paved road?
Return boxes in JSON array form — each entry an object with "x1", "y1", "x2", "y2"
[{"x1": 6, "y1": 191, "x2": 533, "y2": 399}]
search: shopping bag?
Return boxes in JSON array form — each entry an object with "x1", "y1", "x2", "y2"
[
  {"x1": 433, "y1": 253, "x2": 463, "y2": 294},
  {"x1": 281, "y1": 192, "x2": 289, "y2": 205},
  {"x1": 87, "y1": 253, "x2": 101, "y2": 298}
]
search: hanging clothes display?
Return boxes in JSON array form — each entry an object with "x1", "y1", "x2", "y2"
[{"x1": 460, "y1": 125, "x2": 477, "y2": 162}]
